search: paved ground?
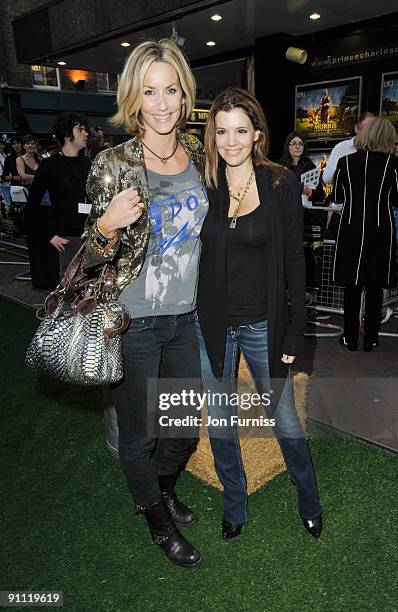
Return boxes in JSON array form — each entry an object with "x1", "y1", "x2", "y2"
[{"x1": 2, "y1": 231, "x2": 397, "y2": 451}]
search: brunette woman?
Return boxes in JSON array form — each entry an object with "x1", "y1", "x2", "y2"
[
  {"x1": 16, "y1": 134, "x2": 39, "y2": 188},
  {"x1": 197, "y1": 88, "x2": 322, "y2": 540},
  {"x1": 2, "y1": 137, "x2": 23, "y2": 185}
]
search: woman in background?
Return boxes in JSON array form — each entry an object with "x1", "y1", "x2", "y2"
[
  {"x1": 16, "y1": 134, "x2": 39, "y2": 188},
  {"x1": 2, "y1": 137, "x2": 23, "y2": 184},
  {"x1": 279, "y1": 131, "x2": 317, "y2": 199},
  {"x1": 333, "y1": 117, "x2": 398, "y2": 351}
]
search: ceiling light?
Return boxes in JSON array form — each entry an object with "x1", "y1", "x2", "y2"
[
  {"x1": 57, "y1": 61, "x2": 66, "y2": 66},
  {"x1": 206, "y1": 41, "x2": 216, "y2": 47},
  {"x1": 309, "y1": 13, "x2": 321, "y2": 20},
  {"x1": 121, "y1": 42, "x2": 131, "y2": 47},
  {"x1": 211, "y1": 14, "x2": 222, "y2": 21}
]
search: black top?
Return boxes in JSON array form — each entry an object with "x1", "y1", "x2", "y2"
[
  {"x1": 197, "y1": 164, "x2": 305, "y2": 396},
  {"x1": 27, "y1": 153, "x2": 91, "y2": 239},
  {"x1": 227, "y1": 205, "x2": 267, "y2": 324},
  {"x1": 1, "y1": 154, "x2": 21, "y2": 185},
  {"x1": 290, "y1": 158, "x2": 314, "y2": 181}
]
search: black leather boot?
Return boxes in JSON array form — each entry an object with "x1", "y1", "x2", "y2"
[
  {"x1": 222, "y1": 519, "x2": 243, "y2": 540},
  {"x1": 158, "y1": 473, "x2": 198, "y2": 528},
  {"x1": 339, "y1": 335, "x2": 357, "y2": 351},
  {"x1": 363, "y1": 336, "x2": 379, "y2": 352},
  {"x1": 302, "y1": 513, "x2": 323, "y2": 539},
  {"x1": 141, "y1": 498, "x2": 202, "y2": 568}
]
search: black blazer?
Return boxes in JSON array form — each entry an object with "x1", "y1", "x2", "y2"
[
  {"x1": 333, "y1": 150, "x2": 398, "y2": 287},
  {"x1": 197, "y1": 163, "x2": 306, "y2": 386}
]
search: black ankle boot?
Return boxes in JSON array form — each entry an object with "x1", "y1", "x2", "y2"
[
  {"x1": 141, "y1": 498, "x2": 202, "y2": 568},
  {"x1": 339, "y1": 335, "x2": 357, "y2": 351},
  {"x1": 302, "y1": 513, "x2": 323, "y2": 539},
  {"x1": 158, "y1": 473, "x2": 198, "y2": 528},
  {"x1": 222, "y1": 519, "x2": 243, "y2": 540},
  {"x1": 363, "y1": 336, "x2": 379, "y2": 352}
]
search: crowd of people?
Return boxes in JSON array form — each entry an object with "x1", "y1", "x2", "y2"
[
  {"x1": 0, "y1": 125, "x2": 110, "y2": 185},
  {"x1": 1, "y1": 37, "x2": 398, "y2": 569}
]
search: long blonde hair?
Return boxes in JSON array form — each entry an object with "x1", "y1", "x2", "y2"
[
  {"x1": 110, "y1": 39, "x2": 196, "y2": 135},
  {"x1": 355, "y1": 116, "x2": 396, "y2": 154},
  {"x1": 204, "y1": 87, "x2": 284, "y2": 188}
]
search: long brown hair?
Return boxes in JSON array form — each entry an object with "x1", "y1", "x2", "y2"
[
  {"x1": 279, "y1": 131, "x2": 312, "y2": 169},
  {"x1": 204, "y1": 87, "x2": 284, "y2": 188}
]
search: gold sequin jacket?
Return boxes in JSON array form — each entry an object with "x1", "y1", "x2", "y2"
[{"x1": 82, "y1": 133, "x2": 205, "y2": 298}]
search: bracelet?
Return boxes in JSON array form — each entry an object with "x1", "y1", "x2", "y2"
[
  {"x1": 96, "y1": 219, "x2": 117, "y2": 240},
  {"x1": 93, "y1": 220, "x2": 119, "y2": 252}
]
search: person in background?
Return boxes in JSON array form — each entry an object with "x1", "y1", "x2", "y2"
[
  {"x1": 27, "y1": 112, "x2": 91, "y2": 275},
  {"x1": 322, "y1": 112, "x2": 375, "y2": 185},
  {"x1": 0, "y1": 141, "x2": 6, "y2": 178},
  {"x1": 197, "y1": 87, "x2": 322, "y2": 542},
  {"x1": 333, "y1": 117, "x2": 398, "y2": 351},
  {"x1": 92, "y1": 125, "x2": 104, "y2": 144},
  {"x1": 279, "y1": 131, "x2": 322, "y2": 202},
  {"x1": 394, "y1": 130, "x2": 398, "y2": 244},
  {"x1": 1, "y1": 138, "x2": 23, "y2": 184},
  {"x1": 16, "y1": 134, "x2": 39, "y2": 188},
  {"x1": 85, "y1": 135, "x2": 102, "y2": 161}
]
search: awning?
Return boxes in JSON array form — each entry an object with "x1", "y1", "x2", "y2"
[{"x1": 23, "y1": 113, "x2": 58, "y2": 134}]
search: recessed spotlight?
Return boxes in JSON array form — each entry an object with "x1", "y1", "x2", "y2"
[
  {"x1": 206, "y1": 41, "x2": 216, "y2": 47},
  {"x1": 57, "y1": 61, "x2": 67, "y2": 66},
  {"x1": 121, "y1": 42, "x2": 131, "y2": 47},
  {"x1": 211, "y1": 14, "x2": 222, "y2": 21},
  {"x1": 309, "y1": 12, "x2": 321, "y2": 20}
]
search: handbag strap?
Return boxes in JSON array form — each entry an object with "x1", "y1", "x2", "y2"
[
  {"x1": 59, "y1": 244, "x2": 86, "y2": 289},
  {"x1": 38, "y1": 243, "x2": 119, "y2": 319},
  {"x1": 104, "y1": 309, "x2": 130, "y2": 338}
]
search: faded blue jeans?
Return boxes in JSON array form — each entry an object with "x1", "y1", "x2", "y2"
[{"x1": 196, "y1": 319, "x2": 322, "y2": 525}]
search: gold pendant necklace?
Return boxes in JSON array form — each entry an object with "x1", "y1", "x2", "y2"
[{"x1": 226, "y1": 167, "x2": 255, "y2": 229}]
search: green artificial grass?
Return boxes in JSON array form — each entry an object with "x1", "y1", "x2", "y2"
[{"x1": 1, "y1": 296, "x2": 398, "y2": 611}]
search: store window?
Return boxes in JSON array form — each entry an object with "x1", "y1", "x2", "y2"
[
  {"x1": 96, "y1": 72, "x2": 118, "y2": 92},
  {"x1": 31, "y1": 65, "x2": 60, "y2": 89}
]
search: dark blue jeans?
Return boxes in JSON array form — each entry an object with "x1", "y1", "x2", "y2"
[
  {"x1": 111, "y1": 312, "x2": 200, "y2": 507},
  {"x1": 197, "y1": 319, "x2": 322, "y2": 524}
]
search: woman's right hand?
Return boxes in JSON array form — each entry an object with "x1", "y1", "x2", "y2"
[{"x1": 99, "y1": 187, "x2": 144, "y2": 235}]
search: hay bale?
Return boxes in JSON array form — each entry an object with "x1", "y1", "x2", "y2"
[{"x1": 186, "y1": 361, "x2": 308, "y2": 494}]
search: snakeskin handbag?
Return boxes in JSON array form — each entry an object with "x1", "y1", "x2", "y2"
[{"x1": 25, "y1": 245, "x2": 130, "y2": 385}]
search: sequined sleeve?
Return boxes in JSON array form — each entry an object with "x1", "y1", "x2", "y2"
[{"x1": 81, "y1": 150, "x2": 121, "y2": 268}]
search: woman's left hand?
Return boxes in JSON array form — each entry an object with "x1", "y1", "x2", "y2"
[{"x1": 281, "y1": 354, "x2": 295, "y2": 364}]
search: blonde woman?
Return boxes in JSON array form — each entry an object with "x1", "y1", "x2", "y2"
[
  {"x1": 196, "y1": 88, "x2": 322, "y2": 540},
  {"x1": 83, "y1": 40, "x2": 208, "y2": 568},
  {"x1": 333, "y1": 117, "x2": 398, "y2": 351}
]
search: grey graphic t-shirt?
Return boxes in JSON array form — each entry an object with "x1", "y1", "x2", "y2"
[{"x1": 121, "y1": 161, "x2": 208, "y2": 317}]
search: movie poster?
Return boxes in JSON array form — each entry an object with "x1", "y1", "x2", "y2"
[
  {"x1": 309, "y1": 149, "x2": 333, "y2": 200},
  {"x1": 295, "y1": 77, "x2": 362, "y2": 142},
  {"x1": 380, "y1": 72, "x2": 398, "y2": 128}
]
